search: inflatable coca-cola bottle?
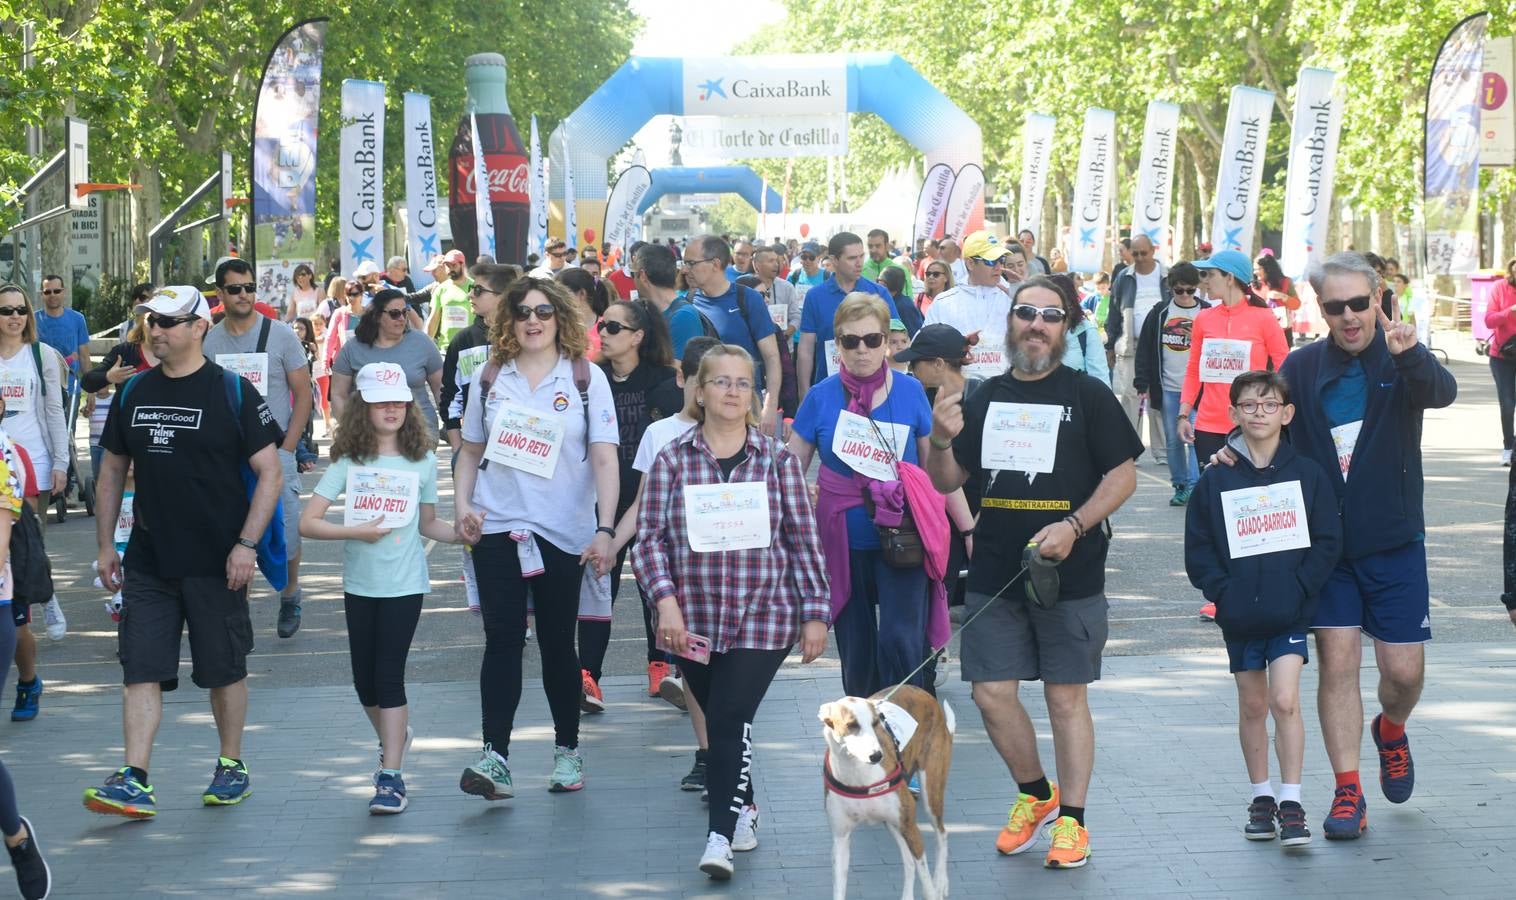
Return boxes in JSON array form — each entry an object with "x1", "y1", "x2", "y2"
[{"x1": 449, "y1": 53, "x2": 529, "y2": 265}]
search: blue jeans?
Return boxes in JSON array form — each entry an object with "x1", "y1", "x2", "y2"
[
  {"x1": 834, "y1": 549, "x2": 929, "y2": 698},
  {"x1": 1162, "y1": 389, "x2": 1198, "y2": 487}
]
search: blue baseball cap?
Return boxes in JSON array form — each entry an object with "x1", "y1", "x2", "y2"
[{"x1": 1191, "y1": 249, "x2": 1252, "y2": 285}]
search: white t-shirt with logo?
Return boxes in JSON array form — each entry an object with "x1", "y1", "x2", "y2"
[{"x1": 0, "y1": 348, "x2": 47, "y2": 479}]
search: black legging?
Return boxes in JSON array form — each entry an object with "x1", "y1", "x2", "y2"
[
  {"x1": 0, "y1": 611, "x2": 21, "y2": 837},
  {"x1": 473, "y1": 532, "x2": 582, "y2": 756},
  {"x1": 1491, "y1": 355, "x2": 1516, "y2": 451},
  {"x1": 344, "y1": 593, "x2": 422, "y2": 708},
  {"x1": 678, "y1": 646, "x2": 789, "y2": 841},
  {"x1": 1194, "y1": 430, "x2": 1228, "y2": 471}
]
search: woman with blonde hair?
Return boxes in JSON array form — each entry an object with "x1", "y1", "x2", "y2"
[{"x1": 453, "y1": 276, "x2": 620, "y2": 797}]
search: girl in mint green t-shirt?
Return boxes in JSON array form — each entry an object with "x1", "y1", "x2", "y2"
[{"x1": 300, "y1": 364, "x2": 456, "y2": 816}]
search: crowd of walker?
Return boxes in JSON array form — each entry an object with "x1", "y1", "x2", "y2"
[{"x1": 0, "y1": 222, "x2": 1510, "y2": 898}]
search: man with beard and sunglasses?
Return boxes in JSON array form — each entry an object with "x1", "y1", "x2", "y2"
[
  {"x1": 424, "y1": 250, "x2": 474, "y2": 348},
  {"x1": 925, "y1": 275, "x2": 1141, "y2": 870}
]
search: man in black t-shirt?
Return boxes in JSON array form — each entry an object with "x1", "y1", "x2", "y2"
[
  {"x1": 925, "y1": 276, "x2": 1142, "y2": 870},
  {"x1": 83, "y1": 285, "x2": 284, "y2": 821}
]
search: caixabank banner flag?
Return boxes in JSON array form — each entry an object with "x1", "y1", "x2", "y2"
[
  {"x1": 1069, "y1": 108, "x2": 1116, "y2": 273},
  {"x1": 1279, "y1": 68, "x2": 1342, "y2": 282},
  {"x1": 1017, "y1": 113, "x2": 1055, "y2": 237},
  {"x1": 339, "y1": 79, "x2": 386, "y2": 276},
  {"x1": 1131, "y1": 101, "x2": 1181, "y2": 258},
  {"x1": 403, "y1": 92, "x2": 439, "y2": 288},
  {"x1": 1210, "y1": 86, "x2": 1275, "y2": 255}
]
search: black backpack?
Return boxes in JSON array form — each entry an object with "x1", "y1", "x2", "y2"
[{"x1": 9, "y1": 499, "x2": 53, "y2": 606}]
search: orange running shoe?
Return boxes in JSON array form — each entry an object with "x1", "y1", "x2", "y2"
[
  {"x1": 1043, "y1": 816, "x2": 1091, "y2": 869},
  {"x1": 995, "y1": 784, "x2": 1061, "y2": 855},
  {"x1": 647, "y1": 660, "x2": 670, "y2": 697},
  {"x1": 1199, "y1": 601, "x2": 1216, "y2": 622},
  {"x1": 579, "y1": 669, "x2": 605, "y2": 713}
]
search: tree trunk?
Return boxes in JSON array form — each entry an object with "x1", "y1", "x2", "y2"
[
  {"x1": 131, "y1": 161, "x2": 162, "y2": 281},
  {"x1": 1173, "y1": 146, "x2": 1192, "y2": 260}
]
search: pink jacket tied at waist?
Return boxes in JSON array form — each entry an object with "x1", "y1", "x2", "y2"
[{"x1": 815, "y1": 462, "x2": 951, "y2": 651}]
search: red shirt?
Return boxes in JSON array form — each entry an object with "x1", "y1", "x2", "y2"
[
  {"x1": 605, "y1": 268, "x2": 635, "y2": 300},
  {"x1": 1488, "y1": 280, "x2": 1516, "y2": 358}
]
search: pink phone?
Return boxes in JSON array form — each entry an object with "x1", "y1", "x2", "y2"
[{"x1": 658, "y1": 631, "x2": 711, "y2": 664}]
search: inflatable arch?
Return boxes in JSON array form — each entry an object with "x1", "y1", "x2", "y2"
[
  {"x1": 551, "y1": 53, "x2": 982, "y2": 237},
  {"x1": 637, "y1": 166, "x2": 784, "y2": 216}
]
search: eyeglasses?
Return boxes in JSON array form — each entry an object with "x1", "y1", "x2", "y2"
[
  {"x1": 513, "y1": 303, "x2": 556, "y2": 322},
  {"x1": 1012, "y1": 304, "x2": 1068, "y2": 324},
  {"x1": 0, "y1": 306, "x2": 27, "y2": 317},
  {"x1": 679, "y1": 257, "x2": 717, "y2": 269},
  {"x1": 596, "y1": 319, "x2": 639, "y2": 336},
  {"x1": 925, "y1": 270, "x2": 947, "y2": 278},
  {"x1": 221, "y1": 284, "x2": 255, "y2": 296},
  {"x1": 147, "y1": 313, "x2": 197, "y2": 329},
  {"x1": 837, "y1": 332, "x2": 886, "y2": 350},
  {"x1": 1171, "y1": 286, "x2": 1198, "y2": 295},
  {"x1": 1321, "y1": 295, "x2": 1372, "y2": 316},
  {"x1": 704, "y1": 376, "x2": 754, "y2": 392},
  {"x1": 41, "y1": 288, "x2": 62, "y2": 296},
  {"x1": 382, "y1": 308, "x2": 408, "y2": 320},
  {"x1": 469, "y1": 285, "x2": 501, "y2": 297},
  {"x1": 1235, "y1": 400, "x2": 1284, "y2": 415}
]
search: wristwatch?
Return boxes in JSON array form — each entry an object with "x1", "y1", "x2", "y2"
[{"x1": 236, "y1": 537, "x2": 257, "y2": 550}]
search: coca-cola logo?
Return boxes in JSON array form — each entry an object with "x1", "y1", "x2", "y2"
[{"x1": 459, "y1": 156, "x2": 528, "y2": 203}]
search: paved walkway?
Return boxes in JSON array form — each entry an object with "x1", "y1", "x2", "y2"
[{"x1": 8, "y1": 640, "x2": 1514, "y2": 898}]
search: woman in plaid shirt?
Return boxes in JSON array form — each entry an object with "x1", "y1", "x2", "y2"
[{"x1": 631, "y1": 344, "x2": 830, "y2": 882}]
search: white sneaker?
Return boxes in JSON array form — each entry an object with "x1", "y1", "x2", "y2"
[
  {"x1": 732, "y1": 804, "x2": 759, "y2": 851},
  {"x1": 699, "y1": 831, "x2": 734, "y2": 879},
  {"x1": 1504, "y1": 449, "x2": 1512, "y2": 467},
  {"x1": 42, "y1": 598, "x2": 66, "y2": 641},
  {"x1": 934, "y1": 651, "x2": 951, "y2": 688}
]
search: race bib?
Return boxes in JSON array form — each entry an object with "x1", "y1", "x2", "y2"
[
  {"x1": 113, "y1": 495, "x2": 135, "y2": 545},
  {"x1": 1220, "y1": 480, "x2": 1311, "y2": 559},
  {"x1": 823, "y1": 339, "x2": 842, "y2": 374},
  {"x1": 0, "y1": 369, "x2": 33, "y2": 415},
  {"x1": 342, "y1": 466, "x2": 420, "y2": 529},
  {"x1": 981, "y1": 402, "x2": 1062, "y2": 473},
  {"x1": 1198, "y1": 338, "x2": 1252, "y2": 384},
  {"x1": 964, "y1": 335, "x2": 1006, "y2": 380},
  {"x1": 1330, "y1": 420, "x2": 1362, "y2": 480},
  {"x1": 684, "y1": 481, "x2": 771, "y2": 552},
  {"x1": 831, "y1": 410, "x2": 911, "y2": 482},
  {"x1": 483, "y1": 400, "x2": 565, "y2": 477},
  {"x1": 217, "y1": 352, "x2": 270, "y2": 397},
  {"x1": 768, "y1": 303, "x2": 788, "y2": 329},
  {"x1": 876, "y1": 700, "x2": 919, "y2": 750},
  {"x1": 444, "y1": 303, "x2": 470, "y2": 332}
]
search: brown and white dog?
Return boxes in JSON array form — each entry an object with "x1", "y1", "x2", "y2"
[{"x1": 819, "y1": 685, "x2": 955, "y2": 900}]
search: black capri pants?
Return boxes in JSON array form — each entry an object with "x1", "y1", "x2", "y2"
[{"x1": 345, "y1": 593, "x2": 423, "y2": 709}]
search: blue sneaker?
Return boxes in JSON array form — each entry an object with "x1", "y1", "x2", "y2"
[
  {"x1": 83, "y1": 767, "x2": 157, "y2": 819},
  {"x1": 369, "y1": 772, "x2": 408, "y2": 815},
  {"x1": 1323, "y1": 783, "x2": 1366, "y2": 840},
  {"x1": 1371, "y1": 714, "x2": 1415, "y2": 804},
  {"x1": 202, "y1": 757, "x2": 252, "y2": 806},
  {"x1": 10, "y1": 678, "x2": 41, "y2": 722},
  {"x1": 907, "y1": 772, "x2": 922, "y2": 796}
]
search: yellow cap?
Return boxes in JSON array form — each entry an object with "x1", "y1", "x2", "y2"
[{"x1": 962, "y1": 230, "x2": 1009, "y2": 262}]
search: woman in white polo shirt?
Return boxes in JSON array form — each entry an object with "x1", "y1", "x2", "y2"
[{"x1": 453, "y1": 276, "x2": 620, "y2": 798}]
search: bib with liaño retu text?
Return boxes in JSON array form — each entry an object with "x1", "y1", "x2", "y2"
[
  {"x1": 0, "y1": 370, "x2": 32, "y2": 415},
  {"x1": 683, "y1": 481, "x2": 771, "y2": 552},
  {"x1": 342, "y1": 467, "x2": 420, "y2": 529},
  {"x1": 1330, "y1": 420, "x2": 1361, "y2": 480},
  {"x1": 1197, "y1": 338, "x2": 1252, "y2": 384},
  {"x1": 484, "y1": 399, "x2": 565, "y2": 478},
  {"x1": 981, "y1": 401, "x2": 1062, "y2": 473},
  {"x1": 113, "y1": 495, "x2": 135, "y2": 545},
  {"x1": 216, "y1": 353, "x2": 270, "y2": 397},
  {"x1": 1219, "y1": 479, "x2": 1311, "y2": 559},
  {"x1": 830, "y1": 410, "x2": 911, "y2": 482}
]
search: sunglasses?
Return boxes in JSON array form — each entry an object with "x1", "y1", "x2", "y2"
[
  {"x1": 1012, "y1": 304, "x2": 1068, "y2": 324},
  {"x1": 1171, "y1": 286, "x2": 1198, "y2": 295},
  {"x1": 514, "y1": 303, "x2": 556, "y2": 322},
  {"x1": 221, "y1": 284, "x2": 255, "y2": 296},
  {"x1": 1235, "y1": 400, "x2": 1284, "y2": 415},
  {"x1": 41, "y1": 289, "x2": 62, "y2": 296},
  {"x1": 837, "y1": 332, "x2": 886, "y2": 350},
  {"x1": 468, "y1": 285, "x2": 501, "y2": 297},
  {"x1": 0, "y1": 306, "x2": 27, "y2": 317},
  {"x1": 547, "y1": 250, "x2": 566, "y2": 259},
  {"x1": 346, "y1": 289, "x2": 363, "y2": 297},
  {"x1": 1321, "y1": 295, "x2": 1372, "y2": 316},
  {"x1": 926, "y1": 270, "x2": 947, "y2": 277},
  {"x1": 800, "y1": 254, "x2": 816, "y2": 261},
  {"x1": 382, "y1": 308, "x2": 408, "y2": 320},
  {"x1": 147, "y1": 313, "x2": 197, "y2": 329},
  {"x1": 596, "y1": 319, "x2": 638, "y2": 336}
]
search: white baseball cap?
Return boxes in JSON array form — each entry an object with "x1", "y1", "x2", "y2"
[
  {"x1": 352, "y1": 260, "x2": 381, "y2": 278},
  {"x1": 354, "y1": 362, "x2": 412, "y2": 404},
  {"x1": 135, "y1": 285, "x2": 212, "y2": 321}
]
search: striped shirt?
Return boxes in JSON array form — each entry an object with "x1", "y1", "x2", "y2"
[{"x1": 631, "y1": 425, "x2": 830, "y2": 654}]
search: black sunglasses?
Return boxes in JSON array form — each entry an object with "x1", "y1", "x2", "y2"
[
  {"x1": 1171, "y1": 286, "x2": 1198, "y2": 295},
  {"x1": 514, "y1": 303, "x2": 556, "y2": 322},
  {"x1": 1012, "y1": 304, "x2": 1068, "y2": 324},
  {"x1": 382, "y1": 308, "x2": 408, "y2": 320},
  {"x1": 1321, "y1": 295, "x2": 1372, "y2": 316},
  {"x1": 41, "y1": 288, "x2": 62, "y2": 296},
  {"x1": 147, "y1": 313, "x2": 197, "y2": 329},
  {"x1": 837, "y1": 332, "x2": 886, "y2": 350},
  {"x1": 221, "y1": 284, "x2": 255, "y2": 296},
  {"x1": 596, "y1": 319, "x2": 639, "y2": 336},
  {"x1": 469, "y1": 285, "x2": 501, "y2": 297},
  {"x1": 346, "y1": 289, "x2": 363, "y2": 297},
  {"x1": 0, "y1": 306, "x2": 27, "y2": 317}
]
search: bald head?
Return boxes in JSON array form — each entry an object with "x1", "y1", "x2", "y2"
[{"x1": 1131, "y1": 235, "x2": 1156, "y2": 274}]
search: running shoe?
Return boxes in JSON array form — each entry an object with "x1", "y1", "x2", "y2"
[
  {"x1": 104, "y1": 595, "x2": 122, "y2": 623},
  {"x1": 202, "y1": 757, "x2": 252, "y2": 806},
  {"x1": 276, "y1": 597, "x2": 302, "y2": 639},
  {"x1": 1244, "y1": 796, "x2": 1277, "y2": 840},
  {"x1": 934, "y1": 651, "x2": 951, "y2": 688},
  {"x1": 42, "y1": 598, "x2": 65, "y2": 641},
  {"x1": 658, "y1": 669, "x2": 687, "y2": 710},
  {"x1": 369, "y1": 772, "x2": 408, "y2": 815},
  {"x1": 1278, "y1": 801, "x2": 1311, "y2": 846},
  {"x1": 1169, "y1": 485, "x2": 1190, "y2": 506},
  {"x1": 1043, "y1": 816, "x2": 1091, "y2": 869},
  {"x1": 6, "y1": 816, "x2": 50, "y2": 900},
  {"x1": 995, "y1": 784, "x2": 1061, "y2": 855},
  {"x1": 699, "y1": 832, "x2": 734, "y2": 880},
  {"x1": 376, "y1": 725, "x2": 415, "y2": 776},
  {"x1": 1504, "y1": 448, "x2": 1513, "y2": 467},
  {"x1": 681, "y1": 752, "x2": 707, "y2": 792},
  {"x1": 580, "y1": 669, "x2": 605, "y2": 714},
  {"x1": 1323, "y1": 783, "x2": 1367, "y2": 840},
  {"x1": 1371, "y1": 714, "x2": 1415, "y2": 803},
  {"x1": 460, "y1": 746, "x2": 513, "y2": 800},
  {"x1": 1199, "y1": 601, "x2": 1217, "y2": 622},
  {"x1": 549, "y1": 746, "x2": 584, "y2": 792},
  {"x1": 647, "y1": 660, "x2": 670, "y2": 697},
  {"x1": 732, "y1": 804, "x2": 759, "y2": 851},
  {"x1": 83, "y1": 767, "x2": 156, "y2": 819},
  {"x1": 10, "y1": 678, "x2": 41, "y2": 722}
]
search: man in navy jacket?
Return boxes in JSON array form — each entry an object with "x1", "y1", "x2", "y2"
[{"x1": 1281, "y1": 251, "x2": 1456, "y2": 841}]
